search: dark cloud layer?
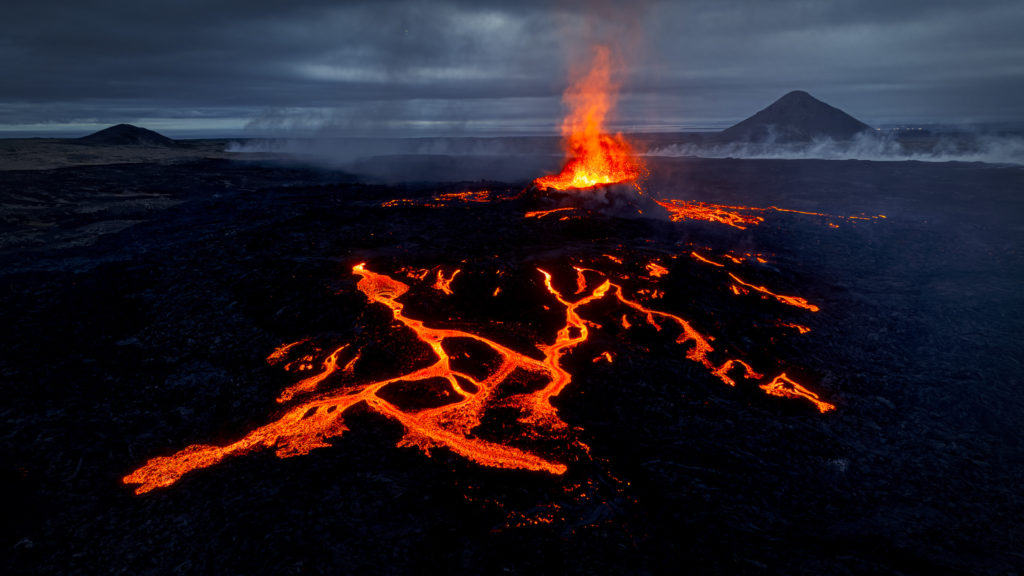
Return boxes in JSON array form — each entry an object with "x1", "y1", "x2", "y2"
[{"x1": 2, "y1": 0, "x2": 1022, "y2": 135}]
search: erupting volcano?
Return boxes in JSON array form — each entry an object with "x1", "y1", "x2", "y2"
[
  {"x1": 534, "y1": 46, "x2": 645, "y2": 191},
  {"x1": 118, "y1": 43, "x2": 859, "y2": 499}
]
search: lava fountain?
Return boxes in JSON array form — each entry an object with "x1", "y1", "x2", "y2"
[{"x1": 534, "y1": 45, "x2": 644, "y2": 191}]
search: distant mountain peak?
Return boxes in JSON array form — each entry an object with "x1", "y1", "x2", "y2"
[
  {"x1": 80, "y1": 124, "x2": 176, "y2": 147},
  {"x1": 779, "y1": 89, "x2": 813, "y2": 100},
  {"x1": 719, "y1": 90, "x2": 872, "y2": 143}
]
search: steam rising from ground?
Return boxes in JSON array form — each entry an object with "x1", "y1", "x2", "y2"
[
  {"x1": 647, "y1": 130, "x2": 1024, "y2": 165},
  {"x1": 227, "y1": 129, "x2": 1024, "y2": 180},
  {"x1": 225, "y1": 137, "x2": 564, "y2": 183}
]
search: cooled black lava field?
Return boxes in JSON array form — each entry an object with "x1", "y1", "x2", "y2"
[{"x1": 2, "y1": 156, "x2": 1023, "y2": 575}]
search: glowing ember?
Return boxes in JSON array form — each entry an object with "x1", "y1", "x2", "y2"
[
  {"x1": 125, "y1": 261, "x2": 834, "y2": 495},
  {"x1": 534, "y1": 46, "x2": 644, "y2": 191}
]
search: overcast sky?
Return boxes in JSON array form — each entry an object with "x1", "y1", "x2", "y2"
[{"x1": 2, "y1": 0, "x2": 1022, "y2": 136}]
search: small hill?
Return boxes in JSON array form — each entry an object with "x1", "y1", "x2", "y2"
[
  {"x1": 79, "y1": 124, "x2": 177, "y2": 147},
  {"x1": 719, "y1": 90, "x2": 872, "y2": 143}
]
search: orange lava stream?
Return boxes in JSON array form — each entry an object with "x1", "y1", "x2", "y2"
[
  {"x1": 610, "y1": 282, "x2": 714, "y2": 365},
  {"x1": 764, "y1": 206, "x2": 836, "y2": 217},
  {"x1": 690, "y1": 251, "x2": 726, "y2": 267},
  {"x1": 728, "y1": 272, "x2": 820, "y2": 312},
  {"x1": 711, "y1": 359, "x2": 764, "y2": 387},
  {"x1": 779, "y1": 322, "x2": 812, "y2": 334},
  {"x1": 655, "y1": 199, "x2": 765, "y2": 229},
  {"x1": 573, "y1": 267, "x2": 590, "y2": 295},
  {"x1": 432, "y1": 269, "x2": 461, "y2": 295},
  {"x1": 124, "y1": 263, "x2": 834, "y2": 495},
  {"x1": 764, "y1": 206, "x2": 883, "y2": 221},
  {"x1": 534, "y1": 46, "x2": 644, "y2": 191},
  {"x1": 655, "y1": 199, "x2": 886, "y2": 229},
  {"x1": 124, "y1": 264, "x2": 579, "y2": 494},
  {"x1": 382, "y1": 190, "x2": 491, "y2": 209},
  {"x1": 266, "y1": 338, "x2": 309, "y2": 365},
  {"x1": 525, "y1": 207, "x2": 576, "y2": 219},
  {"x1": 760, "y1": 373, "x2": 835, "y2": 412},
  {"x1": 437, "y1": 190, "x2": 491, "y2": 203},
  {"x1": 277, "y1": 344, "x2": 348, "y2": 403},
  {"x1": 646, "y1": 262, "x2": 669, "y2": 277},
  {"x1": 531, "y1": 269, "x2": 612, "y2": 411}
]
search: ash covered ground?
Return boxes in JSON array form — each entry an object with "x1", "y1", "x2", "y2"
[{"x1": 2, "y1": 154, "x2": 1023, "y2": 575}]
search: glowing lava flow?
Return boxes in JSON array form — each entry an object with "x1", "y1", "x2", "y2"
[
  {"x1": 124, "y1": 264, "x2": 577, "y2": 494},
  {"x1": 433, "y1": 268, "x2": 461, "y2": 295},
  {"x1": 728, "y1": 272, "x2": 820, "y2": 312},
  {"x1": 655, "y1": 199, "x2": 886, "y2": 230},
  {"x1": 266, "y1": 338, "x2": 309, "y2": 364},
  {"x1": 712, "y1": 360, "x2": 763, "y2": 387},
  {"x1": 656, "y1": 199, "x2": 765, "y2": 229},
  {"x1": 124, "y1": 263, "x2": 834, "y2": 495},
  {"x1": 525, "y1": 207, "x2": 577, "y2": 219},
  {"x1": 382, "y1": 190, "x2": 492, "y2": 209},
  {"x1": 691, "y1": 251, "x2": 726, "y2": 267},
  {"x1": 646, "y1": 262, "x2": 669, "y2": 277},
  {"x1": 761, "y1": 373, "x2": 835, "y2": 412},
  {"x1": 779, "y1": 322, "x2": 811, "y2": 334},
  {"x1": 277, "y1": 344, "x2": 348, "y2": 403},
  {"x1": 534, "y1": 46, "x2": 644, "y2": 191}
]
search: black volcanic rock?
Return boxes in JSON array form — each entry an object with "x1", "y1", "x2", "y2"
[
  {"x1": 719, "y1": 90, "x2": 872, "y2": 143},
  {"x1": 79, "y1": 123, "x2": 177, "y2": 147},
  {"x1": 2, "y1": 158, "x2": 1023, "y2": 576}
]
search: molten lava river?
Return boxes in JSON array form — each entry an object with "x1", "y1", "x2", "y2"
[{"x1": 125, "y1": 246, "x2": 839, "y2": 494}]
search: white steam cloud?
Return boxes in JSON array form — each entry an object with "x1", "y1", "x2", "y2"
[{"x1": 647, "y1": 130, "x2": 1024, "y2": 165}]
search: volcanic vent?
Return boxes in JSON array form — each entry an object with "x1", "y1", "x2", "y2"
[{"x1": 526, "y1": 45, "x2": 660, "y2": 217}]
